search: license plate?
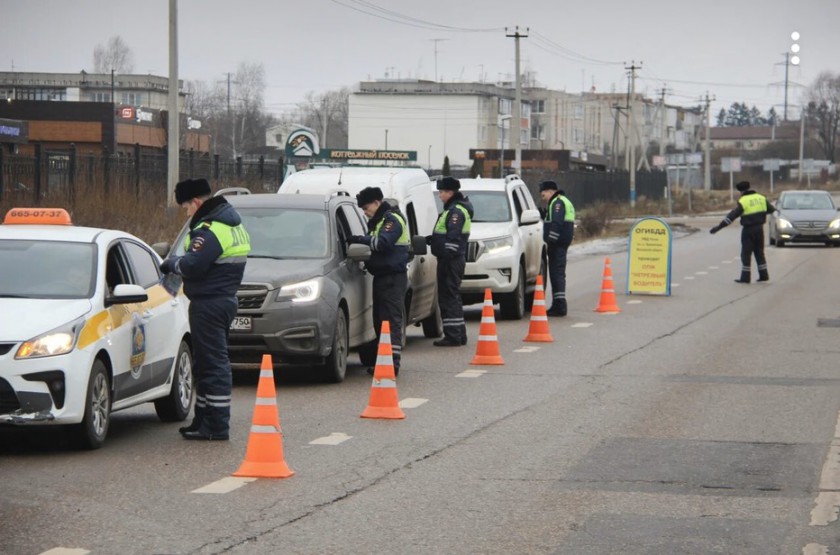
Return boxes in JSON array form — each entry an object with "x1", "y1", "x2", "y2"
[{"x1": 230, "y1": 316, "x2": 252, "y2": 332}]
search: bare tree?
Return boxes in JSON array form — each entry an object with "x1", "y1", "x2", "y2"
[
  {"x1": 805, "y1": 71, "x2": 840, "y2": 163},
  {"x1": 93, "y1": 36, "x2": 135, "y2": 74},
  {"x1": 295, "y1": 88, "x2": 350, "y2": 149}
]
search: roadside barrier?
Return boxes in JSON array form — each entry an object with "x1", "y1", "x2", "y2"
[
  {"x1": 594, "y1": 256, "x2": 621, "y2": 313},
  {"x1": 361, "y1": 321, "x2": 405, "y2": 420},
  {"x1": 470, "y1": 288, "x2": 505, "y2": 365},
  {"x1": 233, "y1": 354, "x2": 295, "y2": 479},
  {"x1": 524, "y1": 274, "x2": 553, "y2": 342}
]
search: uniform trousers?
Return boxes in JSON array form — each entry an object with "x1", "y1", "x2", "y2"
[
  {"x1": 739, "y1": 224, "x2": 769, "y2": 282},
  {"x1": 547, "y1": 243, "x2": 570, "y2": 311},
  {"x1": 371, "y1": 272, "x2": 407, "y2": 370},
  {"x1": 437, "y1": 256, "x2": 467, "y2": 344}
]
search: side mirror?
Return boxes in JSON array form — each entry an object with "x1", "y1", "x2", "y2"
[
  {"x1": 411, "y1": 235, "x2": 428, "y2": 256},
  {"x1": 152, "y1": 242, "x2": 171, "y2": 258},
  {"x1": 520, "y1": 209, "x2": 541, "y2": 226},
  {"x1": 346, "y1": 243, "x2": 371, "y2": 262},
  {"x1": 106, "y1": 284, "x2": 149, "y2": 307}
]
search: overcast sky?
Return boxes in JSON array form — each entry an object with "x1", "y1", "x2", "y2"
[{"x1": 4, "y1": 0, "x2": 839, "y2": 121}]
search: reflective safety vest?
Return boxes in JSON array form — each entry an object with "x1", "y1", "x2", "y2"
[
  {"x1": 434, "y1": 203, "x2": 472, "y2": 234},
  {"x1": 547, "y1": 195, "x2": 575, "y2": 223},
  {"x1": 184, "y1": 220, "x2": 251, "y2": 263},
  {"x1": 375, "y1": 211, "x2": 409, "y2": 245},
  {"x1": 739, "y1": 193, "x2": 768, "y2": 216}
]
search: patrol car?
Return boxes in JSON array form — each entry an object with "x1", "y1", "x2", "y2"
[{"x1": 0, "y1": 208, "x2": 193, "y2": 449}]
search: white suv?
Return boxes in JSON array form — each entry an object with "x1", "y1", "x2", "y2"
[{"x1": 434, "y1": 175, "x2": 546, "y2": 320}]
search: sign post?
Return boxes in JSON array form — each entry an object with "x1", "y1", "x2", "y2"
[
  {"x1": 762, "y1": 158, "x2": 781, "y2": 193},
  {"x1": 720, "y1": 157, "x2": 742, "y2": 202},
  {"x1": 627, "y1": 217, "x2": 673, "y2": 296}
]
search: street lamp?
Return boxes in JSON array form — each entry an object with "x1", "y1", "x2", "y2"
[{"x1": 784, "y1": 31, "x2": 801, "y2": 121}]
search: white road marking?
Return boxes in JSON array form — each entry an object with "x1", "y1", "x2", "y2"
[
  {"x1": 514, "y1": 346, "x2": 540, "y2": 353},
  {"x1": 39, "y1": 550, "x2": 91, "y2": 555},
  {"x1": 399, "y1": 397, "x2": 429, "y2": 409},
  {"x1": 684, "y1": 276, "x2": 695, "y2": 280},
  {"x1": 191, "y1": 477, "x2": 256, "y2": 494},
  {"x1": 810, "y1": 493, "x2": 840, "y2": 526},
  {"x1": 310, "y1": 432, "x2": 352, "y2": 445},
  {"x1": 818, "y1": 443, "x2": 840, "y2": 490},
  {"x1": 803, "y1": 543, "x2": 829, "y2": 554},
  {"x1": 672, "y1": 283, "x2": 680, "y2": 287},
  {"x1": 627, "y1": 300, "x2": 642, "y2": 304},
  {"x1": 722, "y1": 260, "x2": 732, "y2": 264},
  {"x1": 810, "y1": 411, "x2": 840, "y2": 525},
  {"x1": 456, "y1": 369, "x2": 486, "y2": 378},
  {"x1": 571, "y1": 322, "x2": 593, "y2": 328},
  {"x1": 695, "y1": 271, "x2": 708, "y2": 275},
  {"x1": 708, "y1": 266, "x2": 719, "y2": 269}
]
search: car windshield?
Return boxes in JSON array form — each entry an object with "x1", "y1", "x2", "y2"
[
  {"x1": 781, "y1": 193, "x2": 835, "y2": 210},
  {"x1": 435, "y1": 191, "x2": 510, "y2": 222},
  {"x1": 0, "y1": 240, "x2": 96, "y2": 299},
  {"x1": 238, "y1": 208, "x2": 329, "y2": 259}
]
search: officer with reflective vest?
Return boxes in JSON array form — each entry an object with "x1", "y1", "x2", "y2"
[
  {"x1": 539, "y1": 180, "x2": 575, "y2": 316},
  {"x1": 348, "y1": 186, "x2": 409, "y2": 374},
  {"x1": 160, "y1": 178, "x2": 250, "y2": 440},
  {"x1": 710, "y1": 180, "x2": 775, "y2": 283},
  {"x1": 429, "y1": 176, "x2": 473, "y2": 346}
]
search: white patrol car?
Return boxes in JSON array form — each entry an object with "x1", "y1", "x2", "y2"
[{"x1": 0, "y1": 208, "x2": 193, "y2": 449}]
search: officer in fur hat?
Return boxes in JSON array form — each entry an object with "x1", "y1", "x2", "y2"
[
  {"x1": 348, "y1": 186, "x2": 409, "y2": 375},
  {"x1": 710, "y1": 180, "x2": 775, "y2": 283},
  {"x1": 539, "y1": 180, "x2": 575, "y2": 316},
  {"x1": 160, "y1": 178, "x2": 250, "y2": 440}
]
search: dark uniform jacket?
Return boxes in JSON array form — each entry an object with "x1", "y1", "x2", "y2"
[
  {"x1": 721, "y1": 190, "x2": 776, "y2": 228},
  {"x1": 357, "y1": 201, "x2": 409, "y2": 276},
  {"x1": 175, "y1": 196, "x2": 248, "y2": 299},
  {"x1": 543, "y1": 192, "x2": 575, "y2": 246},
  {"x1": 431, "y1": 193, "x2": 474, "y2": 259}
]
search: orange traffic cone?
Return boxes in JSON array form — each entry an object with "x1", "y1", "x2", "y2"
[
  {"x1": 594, "y1": 256, "x2": 621, "y2": 313},
  {"x1": 361, "y1": 321, "x2": 405, "y2": 420},
  {"x1": 233, "y1": 354, "x2": 294, "y2": 479},
  {"x1": 524, "y1": 275, "x2": 553, "y2": 342},
  {"x1": 470, "y1": 288, "x2": 505, "y2": 365}
]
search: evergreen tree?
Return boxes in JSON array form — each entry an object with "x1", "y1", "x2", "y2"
[{"x1": 442, "y1": 155, "x2": 451, "y2": 176}]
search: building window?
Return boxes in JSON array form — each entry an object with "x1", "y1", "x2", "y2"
[
  {"x1": 93, "y1": 92, "x2": 112, "y2": 103},
  {"x1": 574, "y1": 105, "x2": 583, "y2": 120},
  {"x1": 499, "y1": 98, "x2": 512, "y2": 115},
  {"x1": 15, "y1": 88, "x2": 66, "y2": 101},
  {"x1": 532, "y1": 100, "x2": 545, "y2": 113},
  {"x1": 121, "y1": 92, "x2": 141, "y2": 106},
  {"x1": 521, "y1": 102, "x2": 531, "y2": 118},
  {"x1": 479, "y1": 125, "x2": 487, "y2": 142},
  {"x1": 531, "y1": 123, "x2": 545, "y2": 140}
]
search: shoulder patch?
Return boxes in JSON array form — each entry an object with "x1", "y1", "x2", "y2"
[
  {"x1": 190, "y1": 236, "x2": 205, "y2": 252},
  {"x1": 383, "y1": 220, "x2": 395, "y2": 232}
]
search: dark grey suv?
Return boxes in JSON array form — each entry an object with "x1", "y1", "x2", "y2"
[{"x1": 159, "y1": 191, "x2": 376, "y2": 382}]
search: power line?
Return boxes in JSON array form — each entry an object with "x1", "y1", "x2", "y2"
[{"x1": 328, "y1": 0, "x2": 503, "y2": 32}]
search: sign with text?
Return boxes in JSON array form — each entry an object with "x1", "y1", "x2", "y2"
[
  {"x1": 320, "y1": 149, "x2": 417, "y2": 161},
  {"x1": 626, "y1": 217, "x2": 672, "y2": 296},
  {"x1": 721, "y1": 157, "x2": 741, "y2": 172}
]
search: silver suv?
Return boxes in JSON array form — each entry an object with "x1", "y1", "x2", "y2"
[{"x1": 160, "y1": 191, "x2": 377, "y2": 382}]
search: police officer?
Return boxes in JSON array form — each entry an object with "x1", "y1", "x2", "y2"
[
  {"x1": 539, "y1": 181, "x2": 575, "y2": 316},
  {"x1": 710, "y1": 180, "x2": 775, "y2": 283},
  {"x1": 348, "y1": 186, "x2": 409, "y2": 375},
  {"x1": 160, "y1": 178, "x2": 250, "y2": 440},
  {"x1": 430, "y1": 176, "x2": 473, "y2": 346}
]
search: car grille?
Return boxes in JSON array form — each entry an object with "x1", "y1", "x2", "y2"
[
  {"x1": 466, "y1": 241, "x2": 480, "y2": 262},
  {"x1": 0, "y1": 378, "x2": 20, "y2": 414},
  {"x1": 237, "y1": 284, "x2": 269, "y2": 310},
  {"x1": 793, "y1": 220, "x2": 831, "y2": 231}
]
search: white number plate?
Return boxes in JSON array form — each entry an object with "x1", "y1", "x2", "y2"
[{"x1": 230, "y1": 317, "x2": 252, "y2": 332}]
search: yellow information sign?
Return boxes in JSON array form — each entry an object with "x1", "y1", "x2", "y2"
[{"x1": 627, "y1": 217, "x2": 672, "y2": 295}]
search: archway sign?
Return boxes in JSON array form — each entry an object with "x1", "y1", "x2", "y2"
[{"x1": 626, "y1": 217, "x2": 672, "y2": 296}]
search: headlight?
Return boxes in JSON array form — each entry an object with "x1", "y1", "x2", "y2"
[
  {"x1": 776, "y1": 217, "x2": 793, "y2": 229},
  {"x1": 481, "y1": 236, "x2": 514, "y2": 255},
  {"x1": 16, "y1": 320, "x2": 82, "y2": 359},
  {"x1": 829, "y1": 218, "x2": 840, "y2": 230},
  {"x1": 276, "y1": 279, "x2": 321, "y2": 303}
]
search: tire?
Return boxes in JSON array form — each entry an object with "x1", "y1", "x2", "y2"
[
  {"x1": 776, "y1": 240, "x2": 785, "y2": 248},
  {"x1": 499, "y1": 264, "x2": 526, "y2": 320},
  {"x1": 322, "y1": 309, "x2": 348, "y2": 383},
  {"x1": 154, "y1": 340, "x2": 194, "y2": 421},
  {"x1": 421, "y1": 301, "x2": 443, "y2": 338},
  {"x1": 73, "y1": 359, "x2": 111, "y2": 450},
  {"x1": 769, "y1": 234, "x2": 776, "y2": 246}
]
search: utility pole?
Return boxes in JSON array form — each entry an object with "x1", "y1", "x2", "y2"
[
  {"x1": 430, "y1": 38, "x2": 448, "y2": 82},
  {"x1": 506, "y1": 26, "x2": 528, "y2": 174},
  {"x1": 167, "y1": 0, "x2": 179, "y2": 206},
  {"x1": 702, "y1": 91, "x2": 715, "y2": 191},
  {"x1": 799, "y1": 105, "x2": 805, "y2": 184},
  {"x1": 626, "y1": 61, "x2": 641, "y2": 208},
  {"x1": 226, "y1": 72, "x2": 235, "y2": 159}
]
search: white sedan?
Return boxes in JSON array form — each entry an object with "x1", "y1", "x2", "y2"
[{"x1": 0, "y1": 208, "x2": 193, "y2": 449}]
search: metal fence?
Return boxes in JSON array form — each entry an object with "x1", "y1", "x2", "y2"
[{"x1": 519, "y1": 168, "x2": 667, "y2": 210}]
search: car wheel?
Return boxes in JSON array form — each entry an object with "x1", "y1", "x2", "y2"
[
  {"x1": 154, "y1": 340, "x2": 194, "y2": 421},
  {"x1": 769, "y1": 234, "x2": 775, "y2": 246},
  {"x1": 776, "y1": 240, "x2": 785, "y2": 247},
  {"x1": 323, "y1": 309, "x2": 348, "y2": 383},
  {"x1": 499, "y1": 264, "x2": 526, "y2": 320},
  {"x1": 73, "y1": 359, "x2": 111, "y2": 450},
  {"x1": 421, "y1": 300, "x2": 443, "y2": 338}
]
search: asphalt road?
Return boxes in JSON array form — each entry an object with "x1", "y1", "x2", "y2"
[{"x1": 4, "y1": 216, "x2": 840, "y2": 555}]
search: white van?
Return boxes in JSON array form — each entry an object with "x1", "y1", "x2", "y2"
[{"x1": 279, "y1": 167, "x2": 442, "y2": 340}]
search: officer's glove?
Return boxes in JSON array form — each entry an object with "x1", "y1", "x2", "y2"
[
  {"x1": 159, "y1": 257, "x2": 178, "y2": 274},
  {"x1": 347, "y1": 235, "x2": 365, "y2": 244},
  {"x1": 709, "y1": 225, "x2": 722, "y2": 235}
]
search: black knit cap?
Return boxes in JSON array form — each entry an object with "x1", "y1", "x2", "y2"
[
  {"x1": 539, "y1": 180, "x2": 558, "y2": 192},
  {"x1": 736, "y1": 181, "x2": 750, "y2": 192},
  {"x1": 175, "y1": 178, "x2": 212, "y2": 204},
  {"x1": 356, "y1": 186, "x2": 383, "y2": 207},
  {"x1": 436, "y1": 176, "x2": 460, "y2": 191}
]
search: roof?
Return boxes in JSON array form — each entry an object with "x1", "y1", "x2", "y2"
[
  {"x1": 228, "y1": 192, "x2": 348, "y2": 210},
  {"x1": 281, "y1": 167, "x2": 432, "y2": 195},
  {"x1": 0, "y1": 224, "x2": 122, "y2": 243},
  {"x1": 457, "y1": 177, "x2": 522, "y2": 191},
  {"x1": 709, "y1": 125, "x2": 800, "y2": 141}
]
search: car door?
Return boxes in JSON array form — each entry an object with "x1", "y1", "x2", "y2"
[
  {"x1": 514, "y1": 186, "x2": 542, "y2": 280},
  {"x1": 334, "y1": 203, "x2": 374, "y2": 345},
  {"x1": 121, "y1": 240, "x2": 180, "y2": 393}
]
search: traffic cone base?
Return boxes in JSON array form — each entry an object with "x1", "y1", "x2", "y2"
[
  {"x1": 233, "y1": 354, "x2": 295, "y2": 479},
  {"x1": 361, "y1": 322, "x2": 405, "y2": 420},
  {"x1": 595, "y1": 257, "x2": 621, "y2": 313},
  {"x1": 524, "y1": 275, "x2": 554, "y2": 342},
  {"x1": 470, "y1": 289, "x2": 504, "y2": 365}
]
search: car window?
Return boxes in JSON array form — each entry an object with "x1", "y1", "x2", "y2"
[
  {"x1": 511, "y1": 188, "x2": 524, "y2": 220},
  {"x1": 518, "y1": 186, "x2": 536, "y2": 210},
  {"x1": 0, "y1": 240, "x2": 95, "y2": 299},
  {"x1": 781, "y1": 193, "x2": 835, "y2": 210},
  {"x1": 238, "y1": 208, "x2": 329, "y2": 259},
  {"x1": 123, "y1": 241, "x2": 161, "y2": 288},
  {"x1": 106, "y1": 243, "x2": 132, "y2": 292},
  {"x1": 340, "y1": 204, "x2": 367, "y2": 236},
  {"x1": 468, "y1": 191, "x2": 512, "y2": 223}
]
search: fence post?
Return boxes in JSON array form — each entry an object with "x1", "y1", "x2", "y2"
[
  {"x1": 103, "y1": 147, "x2": 111, "y2": 194},
  {"x1": 134, "y1": 143, "x2": 141, "y2": 196},
  {"x1": 189, "y1": 148, "x2": 195, "y2": 177},
  {"x1": 34, "y1": 143, "x2": 43, "y2": 200},
  {"x1": 278, "y1": 156, "x2": 284, "y2": 188},
  {"x1": 236, "y1": 156, "x2": 243, "y2": 179},
  {"x1": 258, "y1": 155, "x2": 265, "y2": 184},
  {"x1": 0, "y1": 148, "x2": 4, "y2": 202},
  {"x1": 213, "y1": 154, "x2": 220, "y2": 180},
  {"x1": 87, "y1": 152, "x2": 95, "y2": 187},
  {"x1": 69, "y1": 144, "x2": 77, "y2": 195}
]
